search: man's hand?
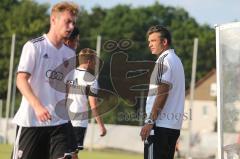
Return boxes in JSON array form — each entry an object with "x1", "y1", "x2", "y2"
[
  {"x1": 100, "y1": 125, "x2": 107, "y2": 137},
  {"x1": 16, "y1": 72, "x2": 52, "y2": 123},
  {"x1": 34, "y1": 104, "x2": 52, "y2": 122},
  {"x1": 140, "y1": 124, "x2": 153, "y2": 141}
]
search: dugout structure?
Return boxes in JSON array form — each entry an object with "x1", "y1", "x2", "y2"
[{"x1": 216, "y1": 22, "x2": 240, "y2": 158}]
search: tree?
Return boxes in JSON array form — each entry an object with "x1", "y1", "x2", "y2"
[
  {"x1": 0, "y1": 1, "x2": 216, "y2": 123},
  {"x1": 76, "y1": 3, "x2": 216, "y2": 91},
  {"x1": 75, "y1": 4, "x2": 216, "y2": 125},
  {"x1": 0, "y1": 0, "x2": 49, "y2": 115}
]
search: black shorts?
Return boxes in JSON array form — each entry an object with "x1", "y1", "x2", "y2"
[
  {"x1": 12, "y1": 122, "x2": 77, "y2": 159},
  {"x1": 72, "y1": 127, "x2": 87, "y2": 151},
  {"x1": 144, "y1": 126, "x2": 180, "y2": 159}
]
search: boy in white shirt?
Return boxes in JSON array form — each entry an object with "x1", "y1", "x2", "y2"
[{"x1": 66, "y1": 48, "x2": 107, "y2": 152}]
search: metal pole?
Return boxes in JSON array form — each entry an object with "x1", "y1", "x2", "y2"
[
  {"x1": 139, "y1": 91, "x2": 144, "y2": 126},
  {"x1": 89, "y1": 35, "x2": 102, "y2": 152},
  {"x1": 95, "y1": 35, "x2": 101, "y2": 78},
  {"x1": 0, "y1": 99, "x2": 2, "y2": 144},
  {"x1": 188, "y1": 38, "x2": 198, "y2": 159},
  {"x1": 216, "y1": 24, "x2": 223, "y2": 159},
  {"x1": 0, "y1": 99, "x2": 2, "y2": 119},
  {"x1": 11, "y1": 68, "x2": 17, "y2": 117},
  {"x1": 4, "y1": 33, "x2": 16, "y2": 144}
]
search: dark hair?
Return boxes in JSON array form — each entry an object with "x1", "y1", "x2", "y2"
[
  {"x1": 69, "y1": 27, "x2": 79, "y2": 40},
  {"x1": 146, "y1": 25, "x2": 171, "y2": 45}
]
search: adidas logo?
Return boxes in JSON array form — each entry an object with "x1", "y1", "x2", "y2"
[{"x1": 43, "y1": 53, "x2": 48, "y2": 58}]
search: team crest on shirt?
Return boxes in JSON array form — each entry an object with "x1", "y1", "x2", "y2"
[
  {"x1": 43, "y1": 53, "x2": 48, "y2": 59},
  {"x1": 17, "y1": 150, "x2": 23, "y2": 158}
]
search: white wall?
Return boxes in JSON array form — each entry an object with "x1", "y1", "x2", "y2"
[
  {"x1": 84, "y1": 124, "x2": 144, "y2": 153},
  {"x1": 0, "y1": 118, "x2": 16, "y2": 144},
  {"x1": 183, "y1": 100, "x2": 217, "y2": 133}
]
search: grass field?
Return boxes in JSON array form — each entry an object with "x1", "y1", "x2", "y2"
[
  {"x1": 0, "y1": 144, "x2": 143, "y2": 159},
  {"x1": 0, "y1": 144, "x2": 11, "y2": 159}
]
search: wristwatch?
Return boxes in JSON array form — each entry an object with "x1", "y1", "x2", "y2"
[{"x1": 144, "y1": 118, "x2": 154, "y2": 125}]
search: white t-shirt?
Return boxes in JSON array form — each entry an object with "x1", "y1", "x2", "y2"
[
  {"x1": 145, "y1": 49, "x2": 185, "y2": 130},
  {"x1": 66, "y1": 68, "x2": 98, "y2": 128},
  {"x1": 13, "y1": 34, "x2": 75, "y2": 127}
]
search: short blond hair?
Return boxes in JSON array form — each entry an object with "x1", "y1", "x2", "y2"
[
  {"x1": 51, "y1": 1, "x2": 79, "y2": 16},
  {"x1": 78, "y1": 48, "x2": 96, "y2": 65}
]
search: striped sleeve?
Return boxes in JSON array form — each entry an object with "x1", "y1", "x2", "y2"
[{"x1": 156, "y1": 54, "x2": 172, "y2": 85}]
